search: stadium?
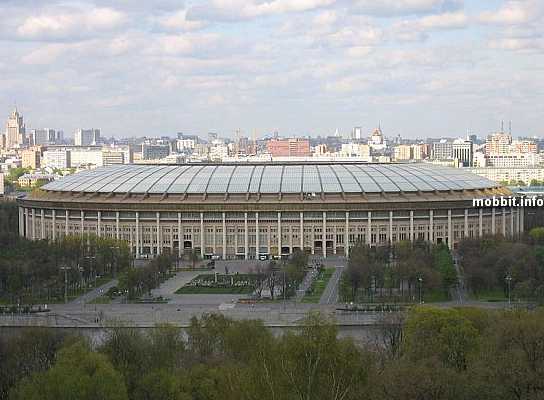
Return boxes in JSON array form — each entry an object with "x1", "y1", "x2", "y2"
[{"x1": 17, "y1": 162, "x2": 522, "y2": 259}]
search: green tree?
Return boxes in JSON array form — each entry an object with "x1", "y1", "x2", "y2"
[
  {"x1": 11, "y1": 341, "x2": 128, "y2": 400},
  {"x1": 404, "y1": 307, "x2": 479, "y2": 371}
]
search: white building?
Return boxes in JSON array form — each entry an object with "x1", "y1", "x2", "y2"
[
  {"x1": 452, "y1": 139, "x2": 473, "y2": 167},
  {"x1": 468, "y1": 167, "x2": 544, "y2": 185},
  {"x1": 486, "y1": 153, "x2": 540, "y2": 168},
  {"x1": 43, "y1": 149, "x2": 71, "y2": 169},
  {"x1": 70, "y1": 149, "x2": 103, "y2": 167},
  {"x1": 74, "y1": 129, "x2": 100, "y2": 146},
  {"x1": 340, "y1": 143, "x2": 371, "y2": 160}
]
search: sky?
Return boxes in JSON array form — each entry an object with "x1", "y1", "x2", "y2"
[{"x1": 1, "y1": 0, "x2": 543, "y2": 139}]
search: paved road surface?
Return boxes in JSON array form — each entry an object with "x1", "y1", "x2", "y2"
[
  {"x1": 71, "y1": 279, "x2": 118, "y2": 305},
  {"x1": 320, "y1": 266, "x2": 344, "y2": 305}
]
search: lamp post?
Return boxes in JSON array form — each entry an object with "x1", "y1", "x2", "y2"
[
  {"x1": 505, "y1": 275, "x2": 512, "y2": 305},
  {"x1": 418, "y1": 277, "x2": 423, "y2": 304}
]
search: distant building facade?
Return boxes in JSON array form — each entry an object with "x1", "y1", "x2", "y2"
[
  {"x1": 74, "y1": 129, "x2": 100, "y2": 146},
  {"x1": 267, "y1": 138, "x2": 311, "y2": 157}
]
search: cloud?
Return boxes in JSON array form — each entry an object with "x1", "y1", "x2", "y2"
[
  {"x1": 16, "y1": 6, "x2": 126, "y2": 41},
  {"x1": 392, "y1": 11, "x2": 468, "y2": 41},
  {"x1": 351, "y1": 0, "x2": 463, "y2": 17},
  {"x1": 479, "y1": 1, "x2": 543, "y2": 25},
  {"x1": 187, "y1": 0, "x2": 336, "y2": 21},
  {"x1": 156, "y1": 9, "x2": 208, "y2": 31}
]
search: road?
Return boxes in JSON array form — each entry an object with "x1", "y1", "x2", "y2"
[
  {"x1": 320, "y1": 266, "x2": 344, "y2": 304},
  {"x1": 70, "y1": 279, "x2": 118, "y2": 305}
]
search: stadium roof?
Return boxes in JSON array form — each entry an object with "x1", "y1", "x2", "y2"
[{"x1": 42, "y1": 163, "x2": 498, "y2": 195}]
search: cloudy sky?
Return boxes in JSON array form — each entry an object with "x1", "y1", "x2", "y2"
[{"x1": 1, "y1": 0, "x2": 543, "y2": 139}]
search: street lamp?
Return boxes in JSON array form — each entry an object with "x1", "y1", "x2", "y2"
[
  {"x1": 418, "y1": 277, "x2": 423, "y2": 304},
  {"x1": 505, "y1": 275, "x2": 512, "y2": 305}
]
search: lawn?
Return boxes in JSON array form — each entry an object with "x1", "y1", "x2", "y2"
[
  {"x1": 175, "y1": 274, "x2": 256, "y2": 295},
  {"x1": 470, "y1": 289, "x2": 507, "y2": 302},
  {"x1": 302, "y1": 268, "x2": 335, "y2": 303}
]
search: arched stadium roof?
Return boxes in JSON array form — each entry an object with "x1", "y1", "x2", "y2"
[{"x1": 42, "y1": 163, "x2": 498, "y2": 195}]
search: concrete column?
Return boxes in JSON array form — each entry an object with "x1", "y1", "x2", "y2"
[
  {"x1": 222, "y1": 212, "x2": 227, "y2": 260},
  {"x1": 510, "y1": 207, "x2": 514, "y2": 238},
  {"x1": 200, "y1": 212, "x2": 205, "y2": 259},
  {"x1": 389, "y1": 211, "x2": 393, "y2": 244},
  {"x1": 116, "y1": 212, "x2": 120, "y2": 240},
  {"x1": 156, "y1": 212, "x2": 161, "y2": 255},
  {"x1": 491, "y1": 208, "x2": 496, "y2": 235},
  {"x1": 178, "y1": 212, "x2": 182, "y2": 259},
  {"x1": 97, "y1": 211, "x2": 102, "y2": 238},
  {"x1": 24, "y1": 208, "x2": 29, "y2": 239},
  {"x1": 135, "y1": 212, "x2": 140, "y2": 258},
  {"x1": 31, "y1": 208, "x2": 36, "y2": 240},
  {"x1": 367, "y1": 211, "x2": 372, "y2": 246},
  {"x1": 464, "y1": 209, "x2": 468, "y2": 238},
  {"x1": 447, "y1": 209, "x2": 452, "y2": 250},
  {"x1": 40, "y1": 209, "x2": 45, "y2": 240},
  {"x1": 278, "y1": 212, "x2": 282, "y2": 257},
  {"x1": 19, "y1": 207, "x2": 24, "y2": 237},
  {"x1": 502, "y1": 208, "x2": 506, "y2": 236},
  {"x1": 322, "y1": 211, "x2": 327, "y2": 257},
  {"x1": 520, "y1": 205, "x2": 524, "y2": 234},
  {"x1": 52, "y1": 209, "x2": 56, "y2": 241},
  {"x1": 212, "y1": 226, "x2": 217, "y2": 255},
  {"x1": 429, "y1": 210, "x2": 434, "y2": 243},
  {"x1": 65, "y1": 212, "x2": 69, "y2": 237},
  {"x1": 300, "y1": 212, "x2": 304, "y2": 251},
  {"x1": 244, "y1": 212, "x2": 249, "y2": 260},
  {"x1": 80, "y1": 210, "x2": 84, "y2": 238},
  {"x1": 478, "y1": 208, "x2": 483, "y2": 238},
  {"x1": 256, "y1": 212, "x2": 260, "y2": 258},
  {"x1": 409, "y1": 210, "x2": 414, "y2": 242},
  {"x1": 345, "y1": 212, "x2": 349, "y2": 258},
  {"x1": 333, "y1": 225, "x2": 337, "y2": 255}
]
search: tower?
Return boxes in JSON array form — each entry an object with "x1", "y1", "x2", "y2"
[{"x1": 5, "y1": 108, "x2": 26, "y2": 148}]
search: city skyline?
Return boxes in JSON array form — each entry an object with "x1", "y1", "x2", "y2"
[{"x1": 1, "y1": 0, "x2": 543, "y2": 138}]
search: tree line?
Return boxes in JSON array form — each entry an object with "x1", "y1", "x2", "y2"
[
  {"x1": 0, "y1": 202, "x2": 131, "y2": 304},
  {"x1": 459, "y1": 229, "x2": 544, "y2": 302},
  {"x1": 2, "y1": 307, "x2": 544, "y2": 400},
  {"x1": 341, "y1": 240, "x2": 457, "y2": 303}
]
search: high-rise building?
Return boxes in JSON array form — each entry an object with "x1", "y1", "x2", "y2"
[
  {"x1": 30, "y1": 128, "x2": 56, "y2": 146},
  {"x1": 352, "y1": 127, "x2": 363, "y2": 140},
  {"x1": 74, "y1": 128, "x2": 100, "y2": 146},
  {"x1": 452, "y1": 139, "x2": 473, "y2": 167},
  {"x1": 267, "y1": 138, "x2": 311, "y2": 157},
  {"x1": 485, "y1": 132, "x2": 512, "y2": 155},
  {"x1": 5, "y1": 108, "x2": 26, "y2": 148}
]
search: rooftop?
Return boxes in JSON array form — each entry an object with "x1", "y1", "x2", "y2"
[{"x1": 42, "y1": 162, "x2": 498, "y2": 196}]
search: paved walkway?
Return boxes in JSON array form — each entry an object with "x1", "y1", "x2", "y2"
[
  {"x1": 320, "y1": 266, "x2": 344, "y2": 305},
  {"x1": 150, "y1": 270, "x2": 202, "y2": 298},
  {"x1": 295, "y1": 268, "x2": 319, "y2": 302},
  {"x1": 71, "y1": 279, "x2": 118, "y2": 305}
]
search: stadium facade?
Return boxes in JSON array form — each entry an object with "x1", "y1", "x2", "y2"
[{"x1": 17, "y1": 163, "x2": 522, "y2": 259}]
